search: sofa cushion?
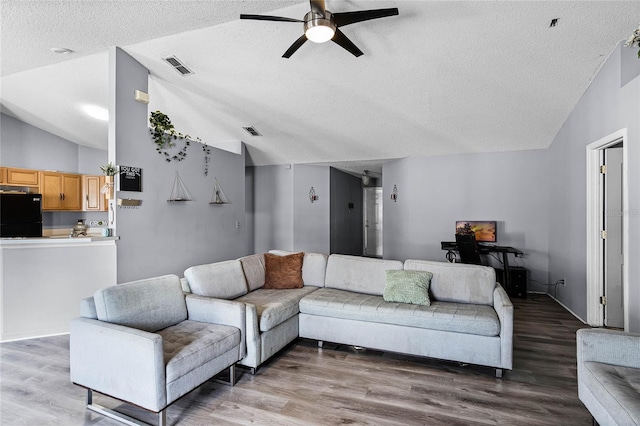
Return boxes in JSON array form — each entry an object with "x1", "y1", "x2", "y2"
[
  {"x1": 239, "y1": 253, "x2": 266, "y2": 291},
  {"x1": 582, "y1": 361, "x2": 640, "y2": 425},
  {"x1": 94, "y1": 274, "x2": 187, "y2": 332},
  {"x1": 236, "y1": 286, "x2": 319, "y2": 332},
  {"x1": 158, "y1": 320, "x2": 241, "y2": 384},
  {"x1": 185, "y1": 260, "x2": 248, "y2": 299},
  {"x1": 324, "y1": 254, "x2": 404, "y2": 295},
  {"x1": 383, "y1": 270, "x2": 432, "y2": 306},
  {"x1": 404, "y1": 260, "x2": 496, "y2": 306},
  {"x1": 268, "y1": 250, "x2": 328, "y2": 287},
  {"x1": 264, "y1": 252, "x2": 304, "y2": 289},
  {"x1": 300, "y1": 288, "x2": 500, "y2": 337}
]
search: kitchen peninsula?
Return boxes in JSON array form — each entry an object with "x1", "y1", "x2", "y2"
[{"x1": 0, "y1": 236, "x2": 117, "y2": 341}]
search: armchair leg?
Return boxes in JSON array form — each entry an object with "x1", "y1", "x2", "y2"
[
  {"x1": 495, "y1": 368, "x2": 503, "y2": 378},
  {"x1": 213, "y1": 364, "x2": 237, "y2": 386},
  {"x1": 230, "y1": 364, "x2": 236, "y2": 386},
  {"x1": 318, "y1": 340, "x2": 324, "y2": 348},
  {"x1": 85, "y1": 389, "x2": 161, "y2": 426}
]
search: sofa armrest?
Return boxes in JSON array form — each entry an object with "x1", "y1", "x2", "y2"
[
  {"x1": 493, "y1": 284, "x2": 513, "y2": 370},
  {"x1": 577, "y1": 328, "x2": 640, "y2": 369},
  {"x1": 69, "y1": 317, "x2": 166, "y2": 412},
  {"x1": 185, "y1": 294, "x2": 247, "y2": 359},
  {"x1": 240, "y1": 303, "x2": 262, "y2": 369}
]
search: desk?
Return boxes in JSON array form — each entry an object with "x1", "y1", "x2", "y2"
[{"x1": 440, "y1": 242, "x2": 523, "y2": 293}]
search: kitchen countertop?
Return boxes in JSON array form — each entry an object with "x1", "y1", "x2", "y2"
[{"x1": 0, "y1": 236, "x2": 119, "y2": 246}]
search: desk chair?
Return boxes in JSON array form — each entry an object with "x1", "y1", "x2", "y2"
[{"x1": 455, "y1": 233, "x2": 482, "y2": 265}]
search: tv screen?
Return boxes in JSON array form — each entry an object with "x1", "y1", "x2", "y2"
[{"x1": 456, "y1": 221, "x2": 497, "y2": 243}]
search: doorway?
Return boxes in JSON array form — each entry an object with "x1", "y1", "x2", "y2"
[
  {"x1": 586, "y1": 130, "x2": 629, "y2": 330},
  {"x1": 603, "y1": 145, "x2": 624, "y2": 327},
  {"x1": 363, "y1": 187, "x2": 383, "y2": 258}
]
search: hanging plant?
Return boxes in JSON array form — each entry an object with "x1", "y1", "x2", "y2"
[
  {"x1": 149, "y1": 110, "x2": 201, "y2": 162},
  {"x1": 203, "y1": 144, "x2": 211, "y2": 176},
  {"x1": 99, "y1": 162, "x2": 117, "y2": 176}
]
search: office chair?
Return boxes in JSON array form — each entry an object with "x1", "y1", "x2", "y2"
[{"x1": 455, "y1": 233, "x2": 483, "y2": 265}]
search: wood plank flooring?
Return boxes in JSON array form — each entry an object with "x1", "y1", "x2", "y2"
[{"x1": 1, "y1": 294, "x2": 592, "y2": 425}]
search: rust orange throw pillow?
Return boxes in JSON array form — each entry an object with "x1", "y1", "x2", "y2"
[{"x1": 264, "y1": 252, "x2": 304, "y2": 289}]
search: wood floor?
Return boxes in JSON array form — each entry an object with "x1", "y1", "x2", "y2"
[{"x1": 1, "y1": 294, "x2": 592, "y2": 425}]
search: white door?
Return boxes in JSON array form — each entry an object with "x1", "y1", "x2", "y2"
[
  {"x1": 363, "y1": 187, "x2": 383, "y2": 257},
  {"x1": 604, "y1": 146, "x2": 624, "y2": 328}
]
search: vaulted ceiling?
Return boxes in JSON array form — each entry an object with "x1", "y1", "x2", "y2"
[{"x1": 2, "y1": 1, "x2": 639, "y2": 175}]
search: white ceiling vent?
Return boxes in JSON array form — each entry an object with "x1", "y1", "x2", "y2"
[
  {"x1": 162, "y1": 56, "x2": 194, "y2": 76},
  {"x1": 243, "y1": 126, "x2": 262, "y2": 137}
]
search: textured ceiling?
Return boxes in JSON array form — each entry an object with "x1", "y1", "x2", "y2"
[{"x1": 2, "y1": 1, "x2": 639, "y2": 175}]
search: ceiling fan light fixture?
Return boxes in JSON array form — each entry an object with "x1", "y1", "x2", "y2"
[{"x1": 304, "y1": 13, "x2": 335, "y2": 43}]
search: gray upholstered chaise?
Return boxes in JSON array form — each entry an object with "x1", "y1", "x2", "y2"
[
  {"x1": 577, "y1": 328, "x2": 640, "y2": 426},
  {"x1": 70, "y1": 274, "x2": 246, "y2": 426}
]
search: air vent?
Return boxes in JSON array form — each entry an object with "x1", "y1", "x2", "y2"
[
  {"x1": 243, "y1": 126, "x2": 262, "y2": 137},
  {"x1": 162, "y1": 55, "x2": 194, "y2": 76}
]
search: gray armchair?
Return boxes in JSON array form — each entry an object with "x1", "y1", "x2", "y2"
[
  {"x1": 576, "y1": 328, "x2": 640, "y2": 426},
  {"x1": 70, "y1": 274, "x2": 246, "y2": 426}
]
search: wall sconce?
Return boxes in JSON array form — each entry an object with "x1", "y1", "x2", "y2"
[
  {"x1": 309, "y1": 187, "x2": 318, "y2": 203},
  {"x1": 391, "y1": 185, "x2": 398, "y2": 202}
]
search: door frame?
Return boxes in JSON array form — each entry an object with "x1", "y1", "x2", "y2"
[{"x1": 586, "y1": 129, "x2": 629, "y2": 330}]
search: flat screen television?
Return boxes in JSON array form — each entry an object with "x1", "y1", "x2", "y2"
[{"x1": 455, "y1": 221, "x2": 497, "y2": 243}]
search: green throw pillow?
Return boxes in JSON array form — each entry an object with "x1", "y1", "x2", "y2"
[{"x1": 383, "y1": 270, "x2": 433, "y2": 306}]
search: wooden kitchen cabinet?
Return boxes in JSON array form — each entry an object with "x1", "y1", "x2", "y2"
[
  {"x1": 82, "y1": 175, "x2": 107, "y2": 211},
  {"x1": 2, "y1": 167, "x2": 39, "y2": 187},
  {"x1": 40, "y1": 171, "x2": 82, "y2": 210}
]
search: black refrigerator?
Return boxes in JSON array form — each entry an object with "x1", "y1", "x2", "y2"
[{"x1": 0, "y1": 193, "x2": 43, "y2": 237}]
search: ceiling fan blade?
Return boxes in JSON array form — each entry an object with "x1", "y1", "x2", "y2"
[
  {"x1": 283, "y1": 35, "x2": 308, "y2": 58},
  {"x1": 331, "y1": 29, "x2": 363, "y2": 57},
  {"x1": 309, "y1": 0, "x2": 326, "y2": 16},
  {"x1": 240, "y1": 14, "x2": 302, "y2": 23},
  {"x1": 333, "y1": 8, "x2": 399, "y2": 27}
]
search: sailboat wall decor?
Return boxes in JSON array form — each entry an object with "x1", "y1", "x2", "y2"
[
  {"x1": 168, "y1": 171, "x2": 193, "y2": 202},
  {"x1": 210, "y1": 178, "x2": 229, "y2": 205}
]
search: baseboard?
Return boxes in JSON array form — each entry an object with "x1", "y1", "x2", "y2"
[
  {"x1": 1, "y1": 331, "x2": 70, "y2": 344},
  {"x1": 546, "y1": 293, "x2": 587, "y2": 324}
]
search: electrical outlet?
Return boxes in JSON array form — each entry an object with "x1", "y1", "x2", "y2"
[
  {"x1": 235, "y1": 221, "x2": 241, "y2": 229},
  {"x1": 89, "y1": 220, "x2": 106, "y2": 227}
]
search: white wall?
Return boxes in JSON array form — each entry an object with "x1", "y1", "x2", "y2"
[
  {"x1": 110, "y1": 48, "x2": 248, "y2": 282},
  {"x1": 383, "y1": 150, "x2": 550, "y2": 291},
  {"x1": 547, "y1": 43, "x2": 640, "y2": 330}
]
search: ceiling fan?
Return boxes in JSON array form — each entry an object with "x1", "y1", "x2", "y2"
[{"x1": 240, "y1": 0, "x2": 399, "y2": 58}]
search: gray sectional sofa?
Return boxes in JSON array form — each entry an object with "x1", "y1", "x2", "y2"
[{"x1": 183, "y1": 251, "x2": 513, "y2": 377}]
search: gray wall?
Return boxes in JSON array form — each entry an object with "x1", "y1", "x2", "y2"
[
  {"x1": 0, "y1": 112, "x2": 109, "y2": 228},
  {"x1": 0, "y1": 112, "x2": 107, "y2": 174},
  {"x1": 251, "y1": 165, "x2": 294, "y2": 253},
  {"x1": 111, "y1": 48, "x2": 248, "y2": 282},
  {"x1": 294, "y1": 165, "x2": 330, "y2": 254},
  {"x1": 251, "y1": 163, "x2": 330, "y2": 255},
  {"x1": 383, "y1": 150, "x2": 550, "y2": 291},
  {"x1": 330, "y1": 168, "x2": 363, "y2": 256},
  {"x1": 547, "y1": 43, "x2": 640, "y2": 331}
]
